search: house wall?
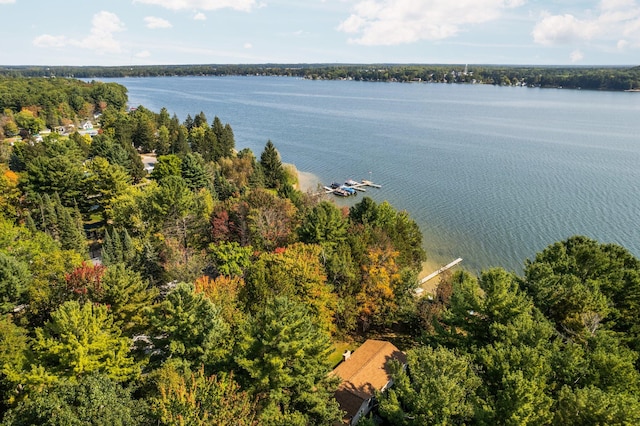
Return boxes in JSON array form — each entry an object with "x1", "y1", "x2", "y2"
[{"x1": 351, "y1": 398, "x2": 372, "y2": 426}]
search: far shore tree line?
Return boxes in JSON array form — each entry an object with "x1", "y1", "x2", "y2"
[
  {"x1": 2, "y1": 64, "x2": 639, "y2": 91},
  {"x1": 0, "y1": 76, "x2": 639, "y2": 425}
]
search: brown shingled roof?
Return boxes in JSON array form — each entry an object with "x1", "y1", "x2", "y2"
[{"x1": 332, "y1": 340, "x2": 407, "y2": 423}]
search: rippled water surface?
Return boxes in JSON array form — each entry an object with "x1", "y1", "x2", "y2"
[{"x1": 104, "y1": 76, "x2": 640, "y2": 272}]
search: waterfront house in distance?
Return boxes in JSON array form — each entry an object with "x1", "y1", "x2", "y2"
[{"x1": 332, "y1": 340, "x2": 407, "y2": 425}]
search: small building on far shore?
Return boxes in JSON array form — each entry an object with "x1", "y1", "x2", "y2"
[{"x1": 332, "y1": 339, "x2": 407, "y2": 425}]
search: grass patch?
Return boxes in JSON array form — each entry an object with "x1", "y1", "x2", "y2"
[{"x1": 328, "y1": 342, "x2": 355, "y2": 368}]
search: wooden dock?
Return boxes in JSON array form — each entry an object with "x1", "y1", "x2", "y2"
[
  {"x1": 324, "y1": 179, "x2": 382, "y2": 196},
  {"x1": 419, "y1": 258, "x2": 463, "y2": 284}
]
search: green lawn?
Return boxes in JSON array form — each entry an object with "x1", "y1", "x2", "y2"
[{"x1": 328, "y1": 342, "x2": 355, "y2": 369}]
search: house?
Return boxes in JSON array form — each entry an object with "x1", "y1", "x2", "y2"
[
  {"x1": 81, "y1": 120, "x2": 93, "y2": 130},
  {"x1": 332, "y1": 340, "x2": 407, "y2": 425}
]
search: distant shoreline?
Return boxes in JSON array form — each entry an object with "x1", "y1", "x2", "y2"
[{"x1": 2, "y1": 64, "x2": 639, "y2": 92}]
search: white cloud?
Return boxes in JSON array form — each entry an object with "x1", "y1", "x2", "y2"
[
  {"x1": 0, "y1": 0, "x2": 16, "y2": 4},
  {"x1": 532, "y1": 13, "x2": 599, "y2": 45},
  {"x1": 532, "y1": 0, "x2": 640, "y2": 47},
  {"x1": 244, "y1": 42, "x2": 253, "y2": 49},
  {"x1": 144, "y1": 16, "x2": 173, "y2": 28},
  {"x1": 33, "y1": 34, "x2": 68, "y2": 48},
  {"x1": 193, "y1": 12, "x2": 207, "y2": 20},
  {"x1": 136, "y1": 50, "x2": 152, "y2": 58},
  {"x1": 617, "y1": 39, "x2": 629, "y2": 48},
  {"x1": 76, "y1": 11, "x2": 125, "y2": 53},
  {"x1": 338, "y1": 0, "x2": 525, "y2": 45},
  {"x1": 132, "y1": 0, "x2": 256, "y2": 12},
  {"x1": 32, "y1": 11, "x2": 125, "y2": 54},
  {"x1": 570, "y1": 49, "x2": 584, "y2": 62}
]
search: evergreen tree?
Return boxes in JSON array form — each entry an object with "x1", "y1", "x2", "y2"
[
  {"x1": 121, "y1": 228, "x2": 136, "y2": 267},
  {"x1": 41, "y1": 193, "x2": 59, "y2": 239},
  {"x1": 54, "y1": 199, "x2": 85, "y2": 256},
  {"x1": 298, "y1": 201, "x2": 348, "y2": 249},
  {"x1": 180, "y1": 153, "x2": 209, "y2": 191},
  {"x1": 100, "y1": 264, "x2": 158, "y2": 336},
  {"x1": 156, "y1": 125, "x2": 171, "y2": 156},
  {"x1": 0, "y1": 253, "x2": 30, "y2": 314},
  {"x1": 112, "y1": 228, "x2": 123, "y2": 263},
  {"x1": 183, "y1": 114, "x2": 194, "y2": 132},
  {"x1": 24, "y1": 210, "x2": 37, "y2": 234},
  {"x1": 147, "y1": 283, "x2": 231, "y2": 371},
  {"x1": 32, "y1": 300, "x2": 139, "y2": 383},
  {"x1": 193, "y1": 111, "x2": 207, "y2": 128},
  {"x1": 236, "y1": 296, "x2": 341, "y2": 425},
  {"x1": 260, "y1": 140, "x2": 285, "y2": 189},
  {"x1": 101, "y1": 228, "x2": 114, "y2": 266}
]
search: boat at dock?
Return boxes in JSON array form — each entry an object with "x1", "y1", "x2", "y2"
[{"x1": 323, "y1": 178, "x2": 382, "y2": 197}]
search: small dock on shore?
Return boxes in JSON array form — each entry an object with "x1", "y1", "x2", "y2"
[{"x1": 420, "y1": 258, "x2": 463, "y2": 284}]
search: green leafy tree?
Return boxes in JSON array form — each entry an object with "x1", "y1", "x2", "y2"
[
  {"x1": 523, "y1": 236, "x2": 640, "y2": 343},
  {"x1": 236, "y1": 296, "x2": 342, "y2": 425},
  {"x1": 150, "y1": 364, "x2": 257, "y2": 426},
  {"x1": 32, "y1": 300, "x2": 138, "y2": 383},
  {"x1": 155, "y1": 125, "x2": 171, "y2": 156},
  {"x1": 378, "y1": 346, "x2": 481, "y2": 425},
  {"x1": 14, "y1": 109, "x2": 45, "y2": 134},
  {"x1": 0, "y1": 316, "x2": 30, "y2": 408},
  {"x1": 244, "y1": 243, "x2": 337, "y2": 334},
  {"x1": 298, "y1": 201, "x2": 348, "y2": 249},
  {"x1": 151, "y1": 154, "x2": 182, "y2": 182},
  {"x1": 84, "y1": 157, "x2": 132, "y2": 218},
  {"x1": 554, "y1": 385, "x2": 640, "y2": 425},
  {"x1": 208, "y1": 241, "x2": 252, "y2": 277},
  {"x1": 1, "y1": 373, "x2": 149, "y2": 426}
]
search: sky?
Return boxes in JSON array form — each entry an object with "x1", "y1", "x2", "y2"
[{"x1": 1, "y1": 0, "x2": 639, "y2": 66}]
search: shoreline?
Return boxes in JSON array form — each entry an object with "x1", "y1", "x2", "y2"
[{"x1": 295, "y1": 169, "x2": 459, "y2": 295}]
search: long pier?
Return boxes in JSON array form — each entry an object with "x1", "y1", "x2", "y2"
[{"x1": 419, "y1": 258, "x2": 463, "y2": 284}]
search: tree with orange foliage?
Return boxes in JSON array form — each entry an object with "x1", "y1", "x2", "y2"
[
  {"x1": 194, "y1": 274, "x2": 246, "y2": 328},
  {"x1": 357, "y1": 245, "x2": 403, "y2": 331},
  {"x1": 244, "y1": 243, "x2": 337, "y2": 334}
]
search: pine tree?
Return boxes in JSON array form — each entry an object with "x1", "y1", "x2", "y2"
[
  {"x1": 57, "y1": 202, "x2": 85, "y2": 255},
  {"x1": 236, "y1": 296, "x2": 342, "y2": 425},
  {"x1": 23, "y1": 211, "x2": 37, "y2": 234},
  {"x1": 42, "y1": 193, "x2": 59, "y2": 239},
  {"x1": 32, "y1": 300, "x2": 139, "y2": 382},
  {"x1": 112, "y1": 229, "x2": 123, "y2": 263},
  {"x1": 121, "y1": 228, "x2": 136, "y2": 267},
  {"x1": 181, "y1": 153, "x2": 209, "y2": 191},
  {"x1": 101, "y1": 264, "x2": 158, "y2": 336},
  {"x1": 260, "y1": 140, "x2": 285, "y2": 189},
  {"x1": 101, "y1": 228, "x2": 114, "y2": 266},
  {"x1": 147, "y1": 283, "x2": 232, "y2": 371}
]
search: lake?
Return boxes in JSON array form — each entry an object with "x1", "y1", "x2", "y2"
[{"x1": 100, "y1": 76, "x2": 640, "y2": 273}]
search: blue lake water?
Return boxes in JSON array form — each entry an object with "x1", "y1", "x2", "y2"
[{"x1": 101, "y1": 76, "x2": 640, "y2": 272}]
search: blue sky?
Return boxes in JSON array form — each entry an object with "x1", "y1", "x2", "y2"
[{"x1": 1, "y1": 0, "x2": 639, "y2": 66}]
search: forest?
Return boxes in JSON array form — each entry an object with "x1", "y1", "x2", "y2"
[
  {"x1": 0, "y1": 76, "x2": 639, "y2": 425},
  {"x1": 1, "y1": 64, "x2": 640, "y2": 91}
]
